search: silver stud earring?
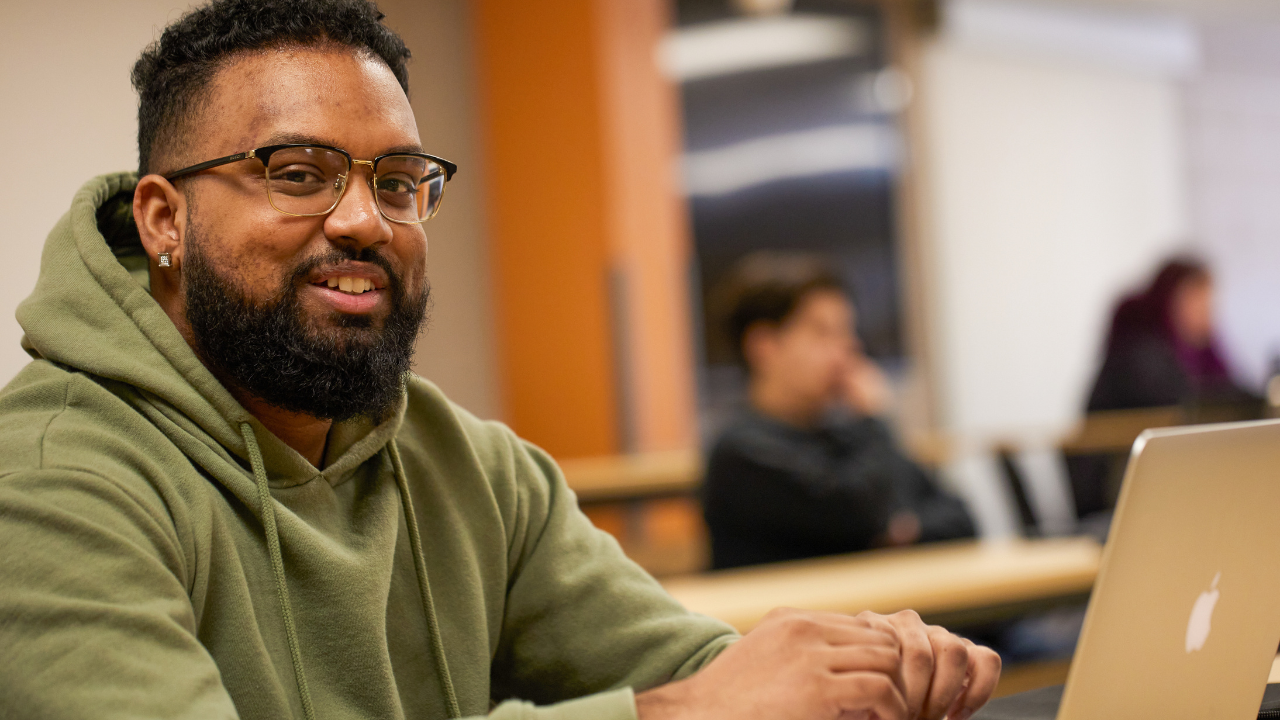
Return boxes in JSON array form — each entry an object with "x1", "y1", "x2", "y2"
[{"x1": 158, "y1": 253, "x2": 172, "y2": 268}]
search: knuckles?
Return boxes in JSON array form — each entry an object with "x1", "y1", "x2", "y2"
[
  {"x1": 936, "y1": 638, "x2": 970, "y2": 670},
  {"x1": 777, "y1": 614, "x2": 823, "y2": 642},
  {"x1": 761, "y1": 609, "x2": 842, "y2": 650},
  {"x1": 891, "y1": 609, "x2": 924, "y2": 626},
  {"x1": 902, "y1": 643, "x2": 934, "y2": 674},
  {"x1": 974, "y1": 645, "x2": 1002, "y2": 673}
]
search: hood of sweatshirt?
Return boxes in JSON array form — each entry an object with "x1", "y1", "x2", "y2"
[
  {"x1": 15, "y1": 171, "x2": 458, "y2": 718},
  {"x1": 18, "y1": 172, "x2": 404, "y2": 490}
]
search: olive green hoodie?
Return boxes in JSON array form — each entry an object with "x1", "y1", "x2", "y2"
[{"x1": 0, "y1": 173, "x2": 736, "y2": 719}]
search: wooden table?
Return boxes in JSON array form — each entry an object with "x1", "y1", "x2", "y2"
[
  {"x1": 559, "y1": 449, "x2": 701, "y2": 503},
  {"x1": 662, "y1": 537, "x2": 1102, "y2": 632}
]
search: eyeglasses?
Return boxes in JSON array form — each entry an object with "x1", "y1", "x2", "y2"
[{"x1": 164, "y1": 143, "x2": 458, "y2": 224}]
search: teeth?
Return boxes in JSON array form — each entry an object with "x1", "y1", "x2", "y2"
[{"x1": 326, "y1": 276, "x2": 376, "y2": 294}]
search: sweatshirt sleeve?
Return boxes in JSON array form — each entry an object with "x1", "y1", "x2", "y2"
[
  {"x1": 0, "y1": 468, "x2": 239, "y2": 719},
  {"x1": 487, "y1": 437, "x2": 738, "y2": 711}
]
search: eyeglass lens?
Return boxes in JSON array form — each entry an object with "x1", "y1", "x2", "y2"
[{"x1": 264, "y1": 146, "x2": 447, "y2": 222}]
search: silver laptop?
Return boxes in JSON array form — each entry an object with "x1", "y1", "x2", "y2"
[{"x1": 978, "y1": 418, "x2": 1280, "y2": 719}]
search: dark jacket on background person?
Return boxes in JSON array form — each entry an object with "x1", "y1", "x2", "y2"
[
  {"x1": 1086, "y1": 330, "x2": 1254, "y2": 413},
  {"x1": 701, "y1": 410, "x2": 975, "y2": 570}
]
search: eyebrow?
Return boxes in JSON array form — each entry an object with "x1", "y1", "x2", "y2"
[{"x1": 258, "y1": 132, "x2": 425, "y2": 156}]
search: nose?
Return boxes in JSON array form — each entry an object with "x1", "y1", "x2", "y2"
[{"x1": 322, "y1": 164, "x2": 393, "y2": 251}]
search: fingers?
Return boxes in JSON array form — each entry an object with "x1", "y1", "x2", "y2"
[
  {"x1": 827, "y1": 671, "x2": 910, "y2": 720},
  {"x1": 754, "y1": 608, "x2": 1000, "y2": 720},
  {"x1": 823, "y1": 643, "x2": 902, "y2": 675},
  {"x1": 920, "y1": 625, "x2": 971, "y2": 720},
  {"x1": 766, "y1": 608, "x2": 909, "y2": 711},
  {"x1": 818, "y1": 620, "x2": 902, "y2": 651},
  {"x1": 944, "y1": 641, "x2": 1002, "y2": 720},
  {"x1": 878, "y1": 610, "x2": 934, "y2": 719},
  {"x1": 766, "y1": 608, "x2": 901, "y2": 651}
]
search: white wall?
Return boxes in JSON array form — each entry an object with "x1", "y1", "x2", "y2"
[
  {"x1": 1183, "y1": 20, "x2": 1280, "y2": 388},
  {"x1": 920, "y1": 0, "x2": 1192, "y2": 438},
  {"x1": 381, "y1": 0, "x2": 503, "y2": 420},
  {"x1": 0, "y1": 0, "x2": 196, "y2": 384},
  {"x1": 0, "y1": 0, "x2": 502, "y2": 419}
]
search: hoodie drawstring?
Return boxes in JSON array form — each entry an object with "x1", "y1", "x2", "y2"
[
  {"x1": 388, "y1": 439, "x2": 460, "y2": 719},
  {"x1": 239, "y1": 422, "x2": 459, "y2": 720},
  {"x1": 241, "y1": 422, "x2": 317, "y2": 720}
]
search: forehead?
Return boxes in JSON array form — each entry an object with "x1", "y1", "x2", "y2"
[
  {"x1": 794, "y1": 289, "x2": 853, "y2": 324},
  {"x1": 201, "y1": 45, "x2": 420, "y2": 157}
]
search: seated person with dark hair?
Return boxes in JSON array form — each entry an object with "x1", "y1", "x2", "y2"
[{"x1": 703, "y1": 260, "x2": 975, "y2": 570}]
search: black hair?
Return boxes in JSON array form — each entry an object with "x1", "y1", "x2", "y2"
[
  {"x1": 721, "y1": 252, "x2": 848, "y2": 366},
  {"x1": 131, "y1": 0, "x2": 411, "y2": 176}
]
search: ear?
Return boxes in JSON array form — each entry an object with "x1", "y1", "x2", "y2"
[{"x1": 133, "y1": 173, "x2": 188, "y2": 271}]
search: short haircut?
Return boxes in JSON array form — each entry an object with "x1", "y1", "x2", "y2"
[
  {"x1": 131, "y1": 0, "x2": 412, "y2": 176},
  {"x1": 720, "y1": 252, "x2": 848, "y2": 366}
]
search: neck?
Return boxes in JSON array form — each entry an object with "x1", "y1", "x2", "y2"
[
  {"x1": 232, "y1": 389, "x2": 333, "y2": 468},
  {"x1": 748, "y1": 378, "x2": 823, "y2": 429}
]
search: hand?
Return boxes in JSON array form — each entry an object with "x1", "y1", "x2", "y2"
[
  {"x1": 635, "y1": 608, "x2": 1001, "y2": 720},
  {"x1": 865, "y1": 610, "x2": 1001, "y2": 720},
  {"x1": 636, "y1": 607, "x2": 907, "y2": 720},
  {"x1": 840, "y1": 353, "x2": 892, "y2": 417},
  {"x1": 880, "y1": 512, "x2": 922, "y2": 547}
]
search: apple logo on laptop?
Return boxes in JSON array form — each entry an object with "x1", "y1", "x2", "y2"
[{"x1": 1185, "y1": 572, "x2": 1221, "y2": 653}]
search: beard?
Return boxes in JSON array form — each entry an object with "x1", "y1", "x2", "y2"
[{"x1": 182, "y1": 230, "x2": 429, "y2": 423}]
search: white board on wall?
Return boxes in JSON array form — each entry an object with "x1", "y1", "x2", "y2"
[
  {"x1": 1185, "y1": 22, "x2": 1280, "y2": 389},
  {"x1": 920, "y1": 5, "x2": 1192, "y2": 437}
]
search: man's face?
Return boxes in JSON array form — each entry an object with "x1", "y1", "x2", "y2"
[
  {"x1": 756, "y1": 290, "x2": 858, "y2": 408},
  {"x1": 173, "y1": 46, "x2": 430, "y2": 419}
]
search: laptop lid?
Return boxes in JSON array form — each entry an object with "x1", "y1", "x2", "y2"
[{"x1": 1057, "y1": 419, "x2": 1280, "y2": 719}]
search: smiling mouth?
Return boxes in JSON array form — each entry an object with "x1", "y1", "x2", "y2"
[{"x1": 318, "y1": 276, "x2": 378, "y2": 294}]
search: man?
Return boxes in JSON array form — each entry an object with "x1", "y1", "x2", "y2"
[
  {"x1": 704, "y1": 255, "x2": 975, "y2": 569},
  {"x1": 0, "y1": 2, "x2": 999, "y2": 719}
]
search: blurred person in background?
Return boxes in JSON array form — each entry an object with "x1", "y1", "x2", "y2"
[
  {"x1": 702, "y1": 254, "x2": 974, "y2": 570},
  {"x1": 1086, "y1": 256, "x2": 1255, "y2": 413},
  {"x1": 1071, "y1": 256, "x2": 1262, "y2": 523}
]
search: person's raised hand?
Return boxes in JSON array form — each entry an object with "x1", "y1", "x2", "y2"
[
  {"x1": 635, "y1": 607, "x2": 909, "y2": 720},
  {"x1": 840, "y1": 352, "x2": 893, "y2": 418}
]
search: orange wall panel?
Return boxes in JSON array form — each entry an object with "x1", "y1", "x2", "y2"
[
  {"x1": 473, "y1": 1, "x2": 620, "y2": 458},
  {"x1": 596, "y1": 0, "x2": 699, "y2": 452},
  {"x1": 474, "y1": 0, "x2": 700, "y2": 459}
]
